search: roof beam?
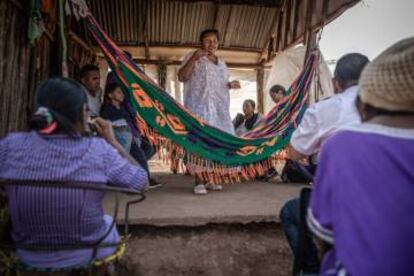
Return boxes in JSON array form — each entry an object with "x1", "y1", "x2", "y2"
[
  {"x1": 167, "y1": 0, "x2": 284, "y2": 8},
  {"x1": 69, "y1": 31, "x2": 92, "y2": 52},
  {"x1": 118, "y1": 43, "x2": 262, "y2": 53},
  {"x1": 132, "y1": 58, "x2": 269, "y2": 69}
]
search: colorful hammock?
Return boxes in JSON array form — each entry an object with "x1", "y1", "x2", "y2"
[{"x1": 75, "y1": 4, "x2": 317, "y2": 183}]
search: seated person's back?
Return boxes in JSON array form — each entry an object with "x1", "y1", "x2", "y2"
[
  {"x1": 289, "y1": 53, "x2": 370, "y2": 159},
  {"x1": 0, "y1": 77, "x2": 147, "y2": 268},
  {"x1": 310, "y1": 125, "x2": 414, "y2": 275},
  {"x1": 308, "y1": 38, "x2": 414, "y2": 275}
]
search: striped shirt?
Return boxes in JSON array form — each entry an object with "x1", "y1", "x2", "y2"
[{"x1": 0, "y1": 132, "x2": 147, "y2": 268}]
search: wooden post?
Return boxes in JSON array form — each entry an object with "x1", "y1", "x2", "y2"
[
  {"x1": 256, "y1": 66, "x2": 265, "y2": 114},
  {"x1": 174, "y1": 66, "x2": 182, "y2": 103},
  {"x1": 304, "y1": 31, "x2": 317, "y2": 64},
  {"x1": 98, "y1": 57, "x2": 109, "y2": 90},
  {"x1": 158, "y1": 62, "x2": 167, "y2": 89},
  {"x1": 303, "y1": 0, "x2": 316, "y2": 64}
]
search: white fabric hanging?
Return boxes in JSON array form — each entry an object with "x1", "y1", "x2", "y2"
[{"x1": 264, "y1": 45, "x2": 334, "y2": 113}]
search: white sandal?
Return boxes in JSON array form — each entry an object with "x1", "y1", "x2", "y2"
[
  {"x1": 205, "y1": 183, "x2": 223, "y2": 191},
  {"x1": 193, "y1": 184, "x2": 208, "y2": 195}
]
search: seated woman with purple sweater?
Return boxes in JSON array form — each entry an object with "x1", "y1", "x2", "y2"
[{"x1": 0, "y1": 78, "x2": 148, "y2": 269}]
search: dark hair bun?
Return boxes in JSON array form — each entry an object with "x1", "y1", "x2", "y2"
[
  {"x1": 33, "y1": 77, "x2": 87, "y2": 137},
  {"x1": 29, "y1": 113, "x2": 50, "y2": 131}
]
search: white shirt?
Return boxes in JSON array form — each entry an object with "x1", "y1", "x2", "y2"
[
  {"x1": 290, "y1": 85, "x2": 361, "y2": 156},
  {"x1": 85, "y1": 88, "x2": 103, "y2": 117},
  {"x1": 180, "y1": 52, "x2": 234, "y2": 134}
]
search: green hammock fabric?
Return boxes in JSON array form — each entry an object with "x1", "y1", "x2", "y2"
[{"x1": 81, "y1": 11, "x2": 317, "y2": 182}]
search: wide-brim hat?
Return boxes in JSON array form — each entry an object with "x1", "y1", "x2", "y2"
[{"x1": 359, "y1": 37, "x2": 414, "y2": 112}]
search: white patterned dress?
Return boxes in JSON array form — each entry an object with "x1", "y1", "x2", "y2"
[{"x1": 181, "y1": 52, "x2": 235, "y2": 134}]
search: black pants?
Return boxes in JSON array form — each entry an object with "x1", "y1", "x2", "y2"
[
  {"x1": 140, "y1": 137, "x2": 156, "y2": 160},
  {"x1": 130, "y1": 140, "x2": 150, "y2": 181},
  {"x1": 282, "y1": 160, "x2": 317, "y2": 183},
  {"x1": 280, "y1": 197, "x2": 320, "y2": 273}
]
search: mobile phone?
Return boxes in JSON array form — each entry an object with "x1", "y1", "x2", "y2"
[{"x1": 86, "y1": 117, "x2": 98, "y2": 136}]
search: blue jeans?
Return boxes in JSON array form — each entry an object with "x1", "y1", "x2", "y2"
[
  {"x1": 113, "y1": 126, "x2": 133, "y2": 152},
  {"x1": 115, "y1": 129, "x2": 153, "y2": 182},
  {"x1": 280, "y1": 198, "x2": 320, "y2": 273}
]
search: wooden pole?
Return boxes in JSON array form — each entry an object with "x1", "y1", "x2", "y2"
[
  {"x1": 256, "y1": 65, "x2": 265, "y2": 114},
  {"x1": 174, "y1": 66, "x2": 182, "y2": 103},
  {"x1": 303, "y1": 0, "x2": 316, "y2": 64},
  {"x1": 158, "y1": 62, "x2": 167, "y2": 89},
  {"x1": 274, "y1": 3, "x2": 284, "y2": 53},
  {"x1": 304, "y1": 31, "x2": 317, "y2": 63},
  {"x1": 69, "y1": 31, "x2": 92, "y2": 53},
  {"x1": 142, "y1": 0, "x2": 150, "y2": 60}
]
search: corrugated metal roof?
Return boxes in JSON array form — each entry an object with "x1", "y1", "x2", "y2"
[
  {"x1": 88, "y1": 0, "x2": 277, "y2": 52},
  {"x1": 86, "y1": 0, "x2": 361, "y2": 55}
]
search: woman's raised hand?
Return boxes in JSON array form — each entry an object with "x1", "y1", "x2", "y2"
[
  {"x1": 192, "y1": 49, "x2": 208, "y2": 60},
  {"x1": 91, "y1": 117, "x2": 117, "y2": 144}
]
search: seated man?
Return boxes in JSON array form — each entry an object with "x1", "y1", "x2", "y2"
[
  {"x1": 79, "y1": 64, "x2": 102, "y2": 117},
  {"x1": 233, "y1": 99, "x2": 262, "y2": 136},
  {"x1": 279, "y1": 53, "x2": 369, "y2": 273},
  {"x1": 308, "y1": 38, "x2": 414, "y2": 275}
]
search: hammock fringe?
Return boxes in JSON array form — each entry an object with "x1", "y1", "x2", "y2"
[{"x1": 137, "y1": 120, "x2": 287, "y2": 184}]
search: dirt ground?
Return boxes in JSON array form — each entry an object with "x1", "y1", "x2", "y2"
[{"x1": 122, "y1": 222, "x2": 293, "y2": 276}]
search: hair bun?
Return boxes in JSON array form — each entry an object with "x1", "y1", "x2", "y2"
[{"x1": 29, "y1": 107, "x2": 55, "y2": 132}]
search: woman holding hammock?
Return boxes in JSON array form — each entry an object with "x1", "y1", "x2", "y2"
[{"x1": 178, "y1": 29, "x2": 241, "y2": 195}]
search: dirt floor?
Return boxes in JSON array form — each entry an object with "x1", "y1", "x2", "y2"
[{"x1": 122, "y1": 222, "x2": 293, "y2": 276}]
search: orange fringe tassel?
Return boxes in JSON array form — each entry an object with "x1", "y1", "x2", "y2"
[{"x1": 134, "y1": 116, "x2": 284, "y2": 184}]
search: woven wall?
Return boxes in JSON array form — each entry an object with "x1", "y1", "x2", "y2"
[
  {"x1": 0, "y1": 0, "x2": 33, "y2": 137},
  {"x1": 0, "y1": 0, "x2": 97, "y2": 137}
]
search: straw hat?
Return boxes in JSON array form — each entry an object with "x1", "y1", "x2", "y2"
[{"x1": 359, "y1": 37, "x2": 414, "y2": 112}]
